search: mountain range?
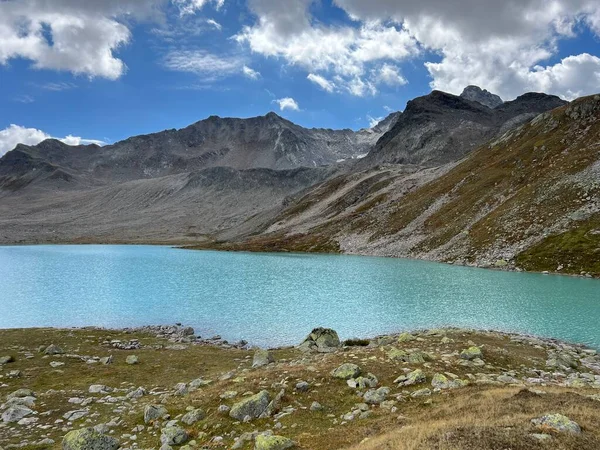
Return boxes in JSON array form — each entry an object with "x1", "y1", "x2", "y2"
[{"x1": 1, "y1": 86, "x2": 598, "y2": 276}]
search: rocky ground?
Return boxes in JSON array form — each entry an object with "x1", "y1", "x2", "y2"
[{"x1": 1, "y1": 325, "x2": 600, "y2": 450}]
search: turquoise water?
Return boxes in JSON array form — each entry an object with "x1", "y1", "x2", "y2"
[{"x1": 0, "y1": 245, "x2": 599, "y2": 348}]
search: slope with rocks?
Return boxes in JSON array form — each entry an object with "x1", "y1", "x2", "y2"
[
  {"x1": 204, "y1": 95, "x2": 600, "y2": 277},
  {"x1": 358, "y1": 90, "x2": 566, "y2": 167}
]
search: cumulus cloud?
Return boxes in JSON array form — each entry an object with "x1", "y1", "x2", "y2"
[
  {"x1": 235, "y1": 0, "x2": 418, "y2": 96},
  {"x1": 206, "y1": 19, "x2": 223, "y2": 30},
  {"x1": 0, "y1": 124, "x2": 106, "y2": 157},
  {"x1": 242, "y1": 65, "x2": 261, "y2": 79},
  {"x1": 333, "y1": 0, "x2": 600, "y2": 99},
  {"x1": 274, "y1": 97, "x2": 300, "y2": 111},
  {"x1": 376, "y1": 64, "x2": 407, "y2": 86},
  {"x1": 173, "y1": 0, "x2": 225, "y2": 16}
]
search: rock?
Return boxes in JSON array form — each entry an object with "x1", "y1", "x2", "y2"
[
  {"x1": 181, "y1": 408, "x2": 205, "y2": 425},
  {"x1": 530, "y1": 433, "x2": 553, "y2": 442},
  {"x1": 254, "y1": 435, "x2": 295, "y2": 450},
  {"x1": 298, "y1": 328, "x2": 340, "y2": 353},
  {"x1": 295, "y1": 381, "x2": 310, "y2": 392},
  {"x1": 161, "y1": 427, "x2": 189, "y2": 446},
  {"x1": 395, "y1": 369, "x2": 426, "y2": 386},
  {"x1": 62, "y1": 428, "x2": 120, "y2": 450},
  {"x1": 174, "y1": 383, "x2": 189, "y2": 396},
  {"x1": 63, "y1": 410, "x2": 89, "y2": 421},
  {"x1": 347, "y1": 373, "x2": 378, "y2": 389},
  {"x1": 144, "y1": 405, "x2": 169, "y2": 423},
  {"x1": 189, "y1": 378, "x2": 212, "y2": 389},
  {"x1": 411, "y1": 388, "x2": 432, "y2": 398},
  {"x1": 556, "y1": 352, "x2": 578, "y2": 369},
  {"x1": 408, "y1": 351, "x2": 431, "y2": 364},
  {"x1": 531, "y1": 414, "x2": 581, "y2": 434},
  {"x1": 44, "y1": 344, "x2": 64, "y2": 355},
  {"x1": 50, "y1": 361, "x2": 65, "y2": 368},
  {"x1": 4, "y1": 396, "x2": 36, "y2": 408},
  {"x1": 7, "y1": 388, "x2": 35, "y2": 400},
  {"x1": 252, "y1": 349, "x2": 275, "y2": 368},
  {"x1": 460, "y1": 347, "x2": 483, "y2": 361},
  {"x1": 89, "y1": 385, "x2": 111, "y2": 394},
  {"x1": 397, "y1": 333, "x2": 416, "y2": 343},
  {"x1": 99, "y1": 356, "x2": 113, "y2": 365},
  {"x1": 310, "y1": 402, "x2": 323, "y2": 411},
  {"x1": 218, "y1": 405, "x2": 231, "y2": 414},
  {"x1": 431, "y1": 373, "x2": 450, "y2": 389},
  {"x1": 460, "y1": 85, "x2": 503, "y2": 108},
  {"x1": 331, "y1": 363, "x2": 361, "y2": 380},
  {"x1": 364, "y1": 387, "x2": 390, "y2": 405},
  {"x1": 0, "y1": 356, "x2": 14, "y2": 365},
  {"x1": 125, "y1": 355, "x2": 139, "y2": 365},
  {"x1": 229, "y1": 390, "x2": 271, "y2": 421},
  {"x1": 1, "y1": 406, "x2": 33, "y2": 423},
  {"x1": 126, "y1": 387, "x2": 146, "y2": 399}
]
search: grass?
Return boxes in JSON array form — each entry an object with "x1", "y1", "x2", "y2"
[{"x1": 2, "y1": 327, "x2": 599, "y2": 449}]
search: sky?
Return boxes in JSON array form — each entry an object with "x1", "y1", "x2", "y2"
[{"x1": 1, "y1": 0, "x2": 600, "y2": 156}]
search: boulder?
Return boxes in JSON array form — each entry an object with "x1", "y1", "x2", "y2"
[
  {"x1": 44, "y1": 344, "x2": 64, "y2": 355},
  {"x1": 460, "y1": 347, "x2": 483, "y2": 361},
  {"x1": 126, "y1": 355, "x2": 139, "y2": 365},
  {"x1": 252, "y1": 349, "x2": 275, "y2": 368},
  {"x1": 431, "y1": 373, "x2": 450, "y2": 389},
  {"x1": 347, "y1": 373, "x2": 378, "y2": 389},
  {"x1": 395, "y1": 369, "x2": 426, "y2": 386},
  {"x1": 229, "y1": 390, "x2": 271, "y2": 421},
  {"x1": 7, "y1": 388, "x2": 35, "y2": 400},
  {"x1": 161, "y1": 427, "x2": 189, "y2": 446},
  {"x1": 0, "y1": 356, "x2": 14, "y2": 365},
  {"x1": 363, "y1": 387, "x2": 390, "y2": 405},
  {"x1": 144, "y1": 405, "x2": 169, "y2": 423},
  {"x1": 181, "y1": 408, "x2": 205, "y2": 425},
  {"x1": 89, "y1": 385, "x2": 111, "y2": 394},
  {"x1": 397, "y1": 333, "x2": 416, "y2": 343},
  {"x1": 62, "y1": 428, "x2": 119, "y2": 450},
  {"x1": 63, "y1": 410, "x2": 89, "y2": 421},
  {"x1": 1, "y1": 406, "x2": 33, "y2": 423},
  {"x1": 298, "y1": 328, "x2": 340, "y2": 353},
  {"x1": 531, "y1": 414, "x2": 581, "y2": 434},
  {"x1": 254, "y1": 435, "x2": 295, "y2": 450},
  {"x1": 331, "y1": 363, "x2": 361, "y2": 380}
]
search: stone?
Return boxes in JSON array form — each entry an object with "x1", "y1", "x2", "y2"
[
  {"x1": 50, "y1": 361, "x2": 65, "y2": 368},
  {"x1": 0, "y1": 356, "x2": 14, "y2": 365},
  {"x1": 331, "y1": 363, "x2": 361, "y2": 380},
  {"x1": 252, "y1": 349, "x2": 275, "y2": 368},
  {"x1": 89, "y1": 385, "x2": 111, "y2": 394},
  {"x1": 460, "y1": 347, "x2": 483, "y2": 361},
  {"x1": 298, "y1": 328, "x2": 340, "y2": 353},
  {"x1": 397, "y1": 333, "x2": 416, "y2": 343},
  {"x1": 44, "y1": 344, "x2": 64, "y2": 355},
  {"x1": 254, "y1": 435, "x2": 295, "y2": 450},
  {"x1": 411, "y1": 388, "x2": 432, "y2": 398},
  {"x1": 347, "y1": 373, "x2": 378, "y2": 389},
  {"x1": 174, "y1": 383, "x2": 189, "y2": 396},
  {"x1": 62, "y1": 428, "x2": 120, "y2": 450},
  {"x1": 229, "y1": 390, "x2": 271, "y2": 421},
  {"x1": 295, "y1": 381, "x2": 310, "y2": 392},
  {"x1": 63, "y1": 410, "x2": 89, "y2": 421},
  {"x1": 161, "y1": 427, "x2": 189, "y2": 446},
  {"x1": 126, "y1": 387, "x2": 146, "y2": 399},
  {"x1": 310, "y1": 402, "x2": 323, "y2": 411},
  {"x1": 7, "y1": 388, "x2": 35, "y2": 399},
  {"x1": 431, "y1": 373, "x2": 450, "y2": 389},
  {"x1": 181, "y1": 408, "x2": 205, "y2": 425},
  {"x1": 144, "y1": 405, "x2": 169, "y2": 423},
  {"x1": 1, "y1": 406, "x2": 33, "y2": 423},
  {"x1": 395, "y1": 369, "x2": 426, "y2": 386},
  {"x1": 189, "y1": 378, "x2": 212, "y2": 389},
  {"x1": 531, "y1": 414, "x2": 581, "y2": 434},
  {"x1": 364, "y1": 387, "x2": 390, "y2": 405},
  {"x1": 218, "y1": 405, "x2": 231, "y2": 414},
  {"x1": 99, "y1": 356, "x2": 113, "y2": 365},
  {"x1": 126, "y1": 355, "x2": 139, "y2": 365}
]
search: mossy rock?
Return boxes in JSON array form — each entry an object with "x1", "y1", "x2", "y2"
[
  {"x1": 254, "y1": 434, "x2": 295, "y2": 450},
  {"x1": 229, "y1": 390, "x2": 271, "y2": 421},
  {"x1": 531, "y1": 414, "x2": 581, "y2": 434},
  {"x1": 62, "y1": 428, "x2": 119, "y2": 450},
  {"x1": 460, "y1": 346, "x2": 483, "y2": 360},
  {"x1": 397, "y1": 332, "x2": 416, "y2": 343},
  {"x1": 331, "y1": 363, "x2": 361, "y2": 380}
]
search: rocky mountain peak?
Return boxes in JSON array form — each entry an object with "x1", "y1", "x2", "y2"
[{"x1": 460, "y1": 85, "x2": 504, "y2": 108}]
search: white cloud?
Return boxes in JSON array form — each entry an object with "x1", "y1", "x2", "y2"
[
  {"x1": 333, "y1": 0, "x2": 600, "y2": 99},
  {"x1": 14, "y1": 95, "x2": 35, "y2": 104},
  {"x1": 37, "y1": 82, "x2": 78, "y2": 91},
  {"x1": 242, "y1": 65, "x2": 261, "y2": 79},
  {"x1": 274, "y1": 97, "x2": 300, "y2": 111},
  {"x1": 173, "y1": 0, "x2": 225, "y2": 16},
  {"x1": 0, "y1": 124, "x2": 106, "y2": 157},
  {"x1": 376, "y1": 63, "x2": 407, "y2": 86},
  {"x1": 235, "y1": 0, "x2": 418, "y2": 97},
  {"x1": 206, "y1": 19, "x2": 223, "y2": 30},
  {"x1": 163, "y1": 50, "x2": 243, "y2": 81},
  {"x1": 307, "y1": 73, "x2": 336, "y2": 92}
]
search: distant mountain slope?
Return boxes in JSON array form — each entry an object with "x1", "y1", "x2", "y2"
[
  {"x1": 359, "y1": 90, "x2": 567, "y2": 167},
  {"x1": 0, "y1": 112, "x2": 399, "y2": 192},
  {"x1": 206, "y1": 95, "x2": 600, "y2": 276}
]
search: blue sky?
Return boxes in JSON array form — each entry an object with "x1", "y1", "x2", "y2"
[{"x1": 1, "y1": 0, "x2": 599, "y2": 154}]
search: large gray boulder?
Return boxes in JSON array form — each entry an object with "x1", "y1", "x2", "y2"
[
  {"x1": 331, "y1": 363, "x2": 362, "y2": 380},
  {"x1": 1, "y1": 406, "x2": 33, "y2": 423},
  {"x1": 531, "y1": 414, "x2": 581, "y2": 434},
  {"x1": 62, "y1": 428, "x2": 120, "y2": 450},
  {"x1": 160, "y1": 427, "x2": 189, "y2": 446},
  {"x1": 143, "y1": 405, "x2": 168, "y2": 423},
  {"x1": 252, "y1": 349, "x2": 275, "y2": 368},
  {"x1": 181, "y1": 408, "x2": 205, "y2": 425},
  {"x1": 298, "y1": 328, "x2": 340, "y2": 353},
  {"x1": 254, "y1": 434, "x2": 295, "y2": 450},
  {"x1": 229, "y1": 390, "x2": 271, "y2": 421}
]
